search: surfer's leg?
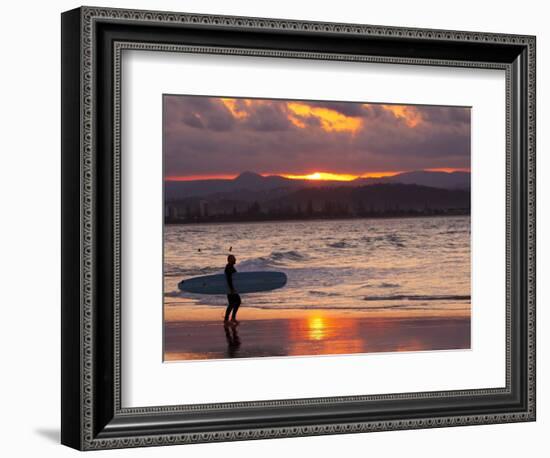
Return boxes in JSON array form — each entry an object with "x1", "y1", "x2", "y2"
[
  {"x1": 224, "y1": 306, "x2": 232, "y2": 321},
  {"x1": 231, "y1": 295, "x2": 241, "y2": 320},
  {"x1": 224, "y1": 295, "x2": 233, "y2": 321}
]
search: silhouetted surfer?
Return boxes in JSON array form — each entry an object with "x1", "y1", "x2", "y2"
[{"x1": 224, "y1": 254, "x2": 241, "y2": 324}]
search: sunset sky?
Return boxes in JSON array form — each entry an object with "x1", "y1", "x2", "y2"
[{"x1": 163, "y1": 95, "x2": 471, "y2": 181}]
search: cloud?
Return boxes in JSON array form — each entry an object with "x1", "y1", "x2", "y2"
[
  {"x1": 164, "y1": 95, "x2": 470, "y2": 177},
  {"x1": 166, "y1": 96, "x2": 235, "y2": 132},
  {"x1": 286, "y1": 102, "x2": 363, "y2": 134},
  {"x1": 380, "y1": 105, "x2": 423, "y2": 128}
]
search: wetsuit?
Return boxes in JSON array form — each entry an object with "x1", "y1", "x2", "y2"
[{"x1": 224, "y1": 264, "x2": 241, "y2": 321}]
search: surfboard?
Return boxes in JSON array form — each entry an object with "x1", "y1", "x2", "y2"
[{"x1": 178, "y1": 271, "x2": 287, "y2": 295}]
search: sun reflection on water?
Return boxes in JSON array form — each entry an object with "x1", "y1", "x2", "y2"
[{"x1": 307, "y1": 316, "x2": 327, "y2": 340}]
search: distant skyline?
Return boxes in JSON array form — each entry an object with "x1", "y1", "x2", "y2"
[{"x1": 164, "y1": 95, "x2": 471, "y2": 180}]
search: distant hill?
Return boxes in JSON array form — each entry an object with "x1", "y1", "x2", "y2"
[
  {"x1": 165, "y1": 170, "x2": 470, "y2": 201},
  {"x1": 354, "y1": 170, "x2": 470, "y2": 190},
  {"x1": 164, "y1": 171, "x2": 289, "y2": 200}
]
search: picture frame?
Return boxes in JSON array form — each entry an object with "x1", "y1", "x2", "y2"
[{"x1": 61, "y1": 5, "x2": 536, "y2": 450}]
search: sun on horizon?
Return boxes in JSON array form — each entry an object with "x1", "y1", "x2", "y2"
[
  {"x1": 164, "y1": 168, "x2": 470, "y2": 182},
  {"x1": 281, "y1": 171, "x2": 403, "y2": 181}
]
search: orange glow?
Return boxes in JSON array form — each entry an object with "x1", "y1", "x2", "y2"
[
  {"x1": 424, "y1": 167, "x2": 471, "y2": 173},
  {"x1": 285, "y1": 314, "x2": 364, "y2": 356},
  {"x1": 165, "y1": 174, "x2": 238, "y2": 181},
  {"x1": 282, "y1": 171, "x2": 403, "y2": 181},
  {"x1": 283, "y1": 172, "x2": 358, "y2": 181},
  {"x1": 359, "y1": 171, "x2": 403, "y2": 178},
  {"x1": 307, "y1": 316, "x2": 327, "y2": 340},
  {"x1": 217, "y1": 100, "x2": 428, "y2": 132},
  {"x1": 165, "y1": 168, "x2": 467, "y2": 182},
  {"x1": 287, "y1": 102, "x2": 363, "y2": 133},
  {"x1": 380, "y1": 104, "x2": 423, "y2": 127},
  {"x1": 220, "y1": 98, "x2": 250, "y2": 119},
  {"x1": 287, "y1": 113, "x2": 307, "y2": 129}
]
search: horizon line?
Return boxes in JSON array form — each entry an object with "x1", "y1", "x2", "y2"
[{"x1": 165, "y1": 168, "x2": 471, "y2": 182}]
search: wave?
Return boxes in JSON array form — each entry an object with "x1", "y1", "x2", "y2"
[
  {"x1": 385, "y1": 233, "x2": 406, "y2": 247},
  {"x1": 167, "y1": 250, "x2": 309, "y2": 281},
  {"x1": 439, "y1": 229, "x2": 468, "y2": 235},
  {"x1": 379, "y1": 282, "x2": 401, "y2": 288},
  {"x1": 164, "y1": 266, "x2": 221, "y2": 278},
  {"x1": 165, "y1": 302, "x2": 469, "y2": 312},
  {"x1": 363, "y1": 294, "x2": 470, "y2": 302},
  {"x1": 239, "y1": 250, "x2": 307, "y2": 270},
  {"x1": 308, "y1": 290, "x2": 342, "y2": 297},
  {"x1": 361, "y1": 235, "x2": 386, "y2": 243},
  {"x1": 360, "y1": 234, "x2": 405, "y2": 247},
  {"x1": 359, "y1": 282, "x2": 401, "y2": 289},
  {"x1": 246, "y1": 304, "x2": 467, "y2": 311},
  {"x1": 327, "y1": 241, "x2": 355, "y2": 249},
  {"x1": 269, "y1": 250, "x2": 306, "y2": 261}
]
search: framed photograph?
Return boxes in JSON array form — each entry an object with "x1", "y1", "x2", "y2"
[
  {"x1": 162, "y1": 94, "x2": 473, "y2": 362},
  {"x1": 61, "y1": 6, "x2": 536, "y2": 450}
]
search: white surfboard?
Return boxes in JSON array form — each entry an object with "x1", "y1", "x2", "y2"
[{"x1": 178, "y1": 271, "x2": 287, "y2": 295}]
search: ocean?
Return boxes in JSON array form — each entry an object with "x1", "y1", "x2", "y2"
[{"x1": 164, "y1": 215, "x2": 470, "y2": 317}]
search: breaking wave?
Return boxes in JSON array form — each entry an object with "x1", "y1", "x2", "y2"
[
  {"x1": 327, "y1": 241, "x2": 355, "y2": 248},
  {"x1": 164, "y1": 266, "x2": 220, "y2": 278},
  {"x1": 363, "y1": 294, "x2": 470, "y2": 302},
  {"x1": 308, "y1": 290, "x2": 342, "y2": 297},
  {"x1": 238, "y1": 250, "x2": 307, "y2": 270}
]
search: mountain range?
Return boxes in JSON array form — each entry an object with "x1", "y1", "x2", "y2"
[
  {"x1": 164, "y1": 171, "x2": 470, "y2": 223},
  {"x1": 165, "y1": 170, "x2": 470, "y2": 202}
]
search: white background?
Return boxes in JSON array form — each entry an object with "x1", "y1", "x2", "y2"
[
  {"x1": 0, "y1": 0, "x2": 546, "y2": 457},
  {"x1": 123, "y1": 52, "x2": 505, "y2": 407}
]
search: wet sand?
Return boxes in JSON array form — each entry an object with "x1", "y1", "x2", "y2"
[{"x1": 164, "y1": 308, "x2": 470, "y2": 361}]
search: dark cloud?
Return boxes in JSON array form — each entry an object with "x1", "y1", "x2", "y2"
[
  {"x1": 306, "y1": 101, "x2": 367, "y2": 117},
  {"x1": 416, "y1": 105, "x2": 471, "y2": 125},
  {"x1": 163, "y1": 95, "x2": 471, "y2": 177},
  {"x1": 166, "y1": 96, "x2": 235, "y2": 131},
  {"x1": 242, "y1": 103, "x2": 292, "y2": 132},
  {"x1": 181, "y1": 113, "x2": 204, "y2": 129}
]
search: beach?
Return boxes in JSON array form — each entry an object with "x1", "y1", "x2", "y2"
[
  {"x1": 164, "y1": 216, "x2": 471, "y2": 361},
  {"x1": 164, "y1": 306, "x2": 470, "y2": 361}
]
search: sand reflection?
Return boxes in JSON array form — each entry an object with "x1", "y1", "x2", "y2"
[
  {"x1": 307, "y1": 316, "x2": 329, "y2": 341},
  {"x1": 224, "y1": 324, "x2": 242, "y2": 358},
  {"x1": 164, "y1": 312, "x2": 470, "y2": 361}
]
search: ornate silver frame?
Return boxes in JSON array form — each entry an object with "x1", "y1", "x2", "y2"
[{"x1": 61, "y1": 6, "x2": 536, "y2": 450}]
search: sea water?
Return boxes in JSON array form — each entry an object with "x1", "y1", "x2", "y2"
[{"x1": 164, "y1": 216, "x2": 470, "y2": 315}]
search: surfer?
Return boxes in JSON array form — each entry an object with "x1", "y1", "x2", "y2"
[{"x1": 224, "y1": 254, "x2": 241, "y2": 324}]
